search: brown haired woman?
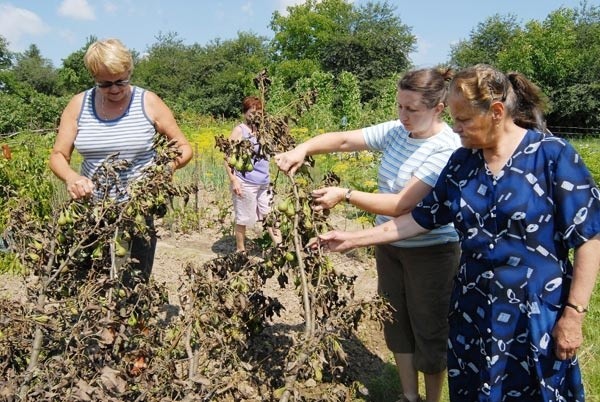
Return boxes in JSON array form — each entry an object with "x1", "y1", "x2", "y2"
[{"x1": 275, "y1": 68, "x2": 461, "y2": 402}]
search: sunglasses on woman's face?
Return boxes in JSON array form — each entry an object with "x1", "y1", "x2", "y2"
[{"x1": 95, "y1": 79, "x2": 130, "y2": 89}]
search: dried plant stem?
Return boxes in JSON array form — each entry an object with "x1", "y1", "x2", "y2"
[
  {"x1": 291, "y1": 182, "x2": 313, "y2": 336},
  {"x1": 279, "y1": 350, "x2": 309, "y2": 402},
  {"x1": 18, "y1": 239, "x2": 57, "y2": 400}
]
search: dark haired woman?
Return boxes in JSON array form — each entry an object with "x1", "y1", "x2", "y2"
[{"x1": 275, "y1": 68, "x2": 461, "y2": 402}]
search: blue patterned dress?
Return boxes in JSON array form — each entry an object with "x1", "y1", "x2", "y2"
[{"x1": 412, "y1": 130, "x2": 600, "y2": 401}]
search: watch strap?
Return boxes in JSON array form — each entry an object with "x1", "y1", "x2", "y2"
[
  {"x1": 565, "y1": 301, "x2": 588, "y2": 313},
  {"x1": 345, "y1": 188, "x2": 353, "y2": 203}
]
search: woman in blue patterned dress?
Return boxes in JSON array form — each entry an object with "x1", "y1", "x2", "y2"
[{"x1": 317, "y1": 64, "x2": 600, "y2": 401}]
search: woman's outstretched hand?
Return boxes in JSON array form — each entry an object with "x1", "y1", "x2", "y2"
[
  {"x1": 308, "y1": 230, "x2": 356, "y2": 253},
  {"x1": 311, "y1": 187, "x2": 346, "y2": 211},
  {"x1": 274, "y1": 147, "x2": 306, "y2": 176}
]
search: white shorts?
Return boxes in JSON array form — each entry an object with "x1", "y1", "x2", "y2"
[{"x1": 231, "y1": 181, "x2": 272, "y2": 226}]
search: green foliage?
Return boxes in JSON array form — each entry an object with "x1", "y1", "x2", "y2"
[
  {"x1": 295, "y1": 71, "x2": 336, "y2": 130},
  {"x1": 135, "y1": 31, "x2": 270, "y2": 118},
  {"x1": 12, "y1": 44, "x2": 60, "y2": 96},
  {"x1": 449, "y1": 3, "x2": 600, "y2": 128},
  {"x1": 1, "y1": 1, "x2": 599, "y2": 136},
  {"x1": 334, "y1": 71, "x2": 362, "y2": 128},
  {"x1": 56, "y1": 36, "x2": 96, "y2": 95},
  {"x1": 549, "y1": 82, "x2": 600, "y2": 127},
  {"x1": 0, "y1": 132, "x2": 58, "y2": 230},
  {"x1": 270, "y1": 0, "x2": 354, "y2": 62},
  {"x1": 0, "y1": 91, "x2": 67, "y2": 134},
  {"x1": 0, "y1": 93, "x2": 27, "y2": 133},
  {"x1": 449, "y1": 14, "x2": 520, "y2": 68},
  {"x1": 0, "y1": 35, "x2": 13, "y2": 69},
  {"x1": 357, "y1": 73, "x2": 400, "y2": 127},
  {"x1": 574, "y1": 3, "x2": 600, "y2": 83},
  {"x1": 270, "y1": 0, "x2": 414, "y2": 102},
  {"x1": 497, "y1": 9, "x2": 581, "y2": 90},
  {"x1": 364, "y1": 361, "x2": 403, "y2": 401},
  {"x1": 269, "y1": 58, "x2": 321, "y2": 91},
  {"x1": 583, "y1": 279, "x2": 600, "y2": 397},
  {"x1": 572, "y1": 137, "x2": 600, "y2": 185}
]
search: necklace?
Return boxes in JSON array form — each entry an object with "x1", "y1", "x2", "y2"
[{"x1": 98, "y1": 91, "x2": 129, "y2": 119}]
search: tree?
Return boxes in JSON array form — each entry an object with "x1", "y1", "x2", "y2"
[
  {"x1": 134, "y1": 32, "x2": 194, "y2": 103},
  {"x1": 449, "y1": 14, "x2": 520, "y2": 68},
  {"x1": 0, "y1": 35, "x2": 13, "y2": 70},
  {"x1": 572, "y1": 1, "x2": 600, "y2": 84},
  {"x1": 13, "y1": 44, "x2": 59, "y2": 96},
  {"x1": 57, "y1": 36, "x2": 97, "y2": 95},
  {"x1": 496, "y1": 9, "x2": 581, "y2": 90},
  {"x1": 195, "y1": 32, "x2": 271, "y2": 117},
  {"x1": 135, "y1": 31, "x2": 270, "y2": 118},
  {"x1": 270, "y1": 0, "x2": 353, "y2": 62},
  {"x1": 270, "y1": 0, "x2": 415, "y2": 101},
  {"x1": 448, "y1": 3, "x2": 600, "y2": 128}
]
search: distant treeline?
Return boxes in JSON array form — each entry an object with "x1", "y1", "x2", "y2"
[{"x1": 0, "y1": 0, "x2": 598, "y2": 134}]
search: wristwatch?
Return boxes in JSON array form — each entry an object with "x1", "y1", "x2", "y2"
[
  {"x1": 345, "y1": 189, "x2": 353, "y2": 203},
  {"x1": 565, "y1": 301, "x2": 588, "y2": 313}
]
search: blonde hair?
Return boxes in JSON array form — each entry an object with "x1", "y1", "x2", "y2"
[{"x1": 84, "y1": 38, "x2": 133, "y2": 77}]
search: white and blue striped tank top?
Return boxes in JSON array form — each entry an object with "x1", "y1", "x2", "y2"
[
  {"x1": 363, "y1": 119, "x2": 461, "y2": 248},
  {"x1": 74, "y1": 86, "x2": 156, "y2": 199}
]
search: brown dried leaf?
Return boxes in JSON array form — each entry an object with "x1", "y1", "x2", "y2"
[
  {"x1": 98, "y1": 327, "x2": 115, "y2": 345},
  {"x1": 74, "y1": 379, "x2": 94, "y2": 401},
  {"x1": 100, "y1": 366, "x2": 127, "y2": 394}
]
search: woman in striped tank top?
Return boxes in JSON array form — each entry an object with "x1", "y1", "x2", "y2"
[
  {"x1": 275, "y1": 68, "x2": 461, "y2": 402},
  {"x1": 49, "y1": 38, "x2": 192, "y2": 282}
]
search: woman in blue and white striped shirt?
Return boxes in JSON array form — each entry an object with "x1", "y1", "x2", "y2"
[
  {"x1": 49, "y1": 38, "x2": 192, "y2": 281},
  {"x1": 275, "y1": 68, "x2": 461, "y2": 402}
]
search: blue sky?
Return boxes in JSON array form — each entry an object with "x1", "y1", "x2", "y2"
[{"x1": 0, "y1": 0, "x2": 592, "y2": 68}]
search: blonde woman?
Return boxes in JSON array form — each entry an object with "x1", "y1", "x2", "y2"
[{"x1": 49, "y1": 38, "x2": 192, "y2": 281}]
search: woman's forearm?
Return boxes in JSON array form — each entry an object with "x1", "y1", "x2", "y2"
[
  {"x1": 301, "y1": 129, "x2": 366, "y2": 155},
  {"x1": 319, "y1": 213, "x2": 428, "y2": 252},
  {"x1": 568, "y1": 234, "x2": 600, "y2": 308}
]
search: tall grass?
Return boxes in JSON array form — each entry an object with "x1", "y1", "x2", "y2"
[{"x1": 572, "y1": 137, "x2": 600, "y2": 402}]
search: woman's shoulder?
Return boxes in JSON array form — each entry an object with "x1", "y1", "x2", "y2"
[
  {"x1": 229, "y1": 123, "x2": 245, "y2": 140},
  {"x1": 63, "y1": 91, "x2": 88, "y2": 114},
  {"x1": 525, "y1": 129, "x2": 575, "y2": 157},
  {"x1": 447, "y1": 146, "x2": 479, "y2": 167},
  {"x1": 365, "y1": 119, "x2": 406, "y2": 135},
  {"x1": 432, "y1": 123, "x2": 461, "y2": 148}
]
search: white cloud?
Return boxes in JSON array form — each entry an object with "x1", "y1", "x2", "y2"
[
  {"x1": 103, "y1": 1, "x2": 118, "y2": 14},
  {"x1": 58, "y1": 29, "x2": 77, "y2": 47},
  {"x1": 241, "y1": 1, "x2": 254, "y2": 16},
  {"x1": 58, "y1": 0, "x2": 95, "y2": 21},
  {"x1": 409, "y1": 35, "x2": 436, "y2": 67},
  {"x1": 0, "y1": 4, "x2": 49, "y2": 51},
  {"x1": 276, "y1": 0, "x2": 305, "y2": 15}
]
